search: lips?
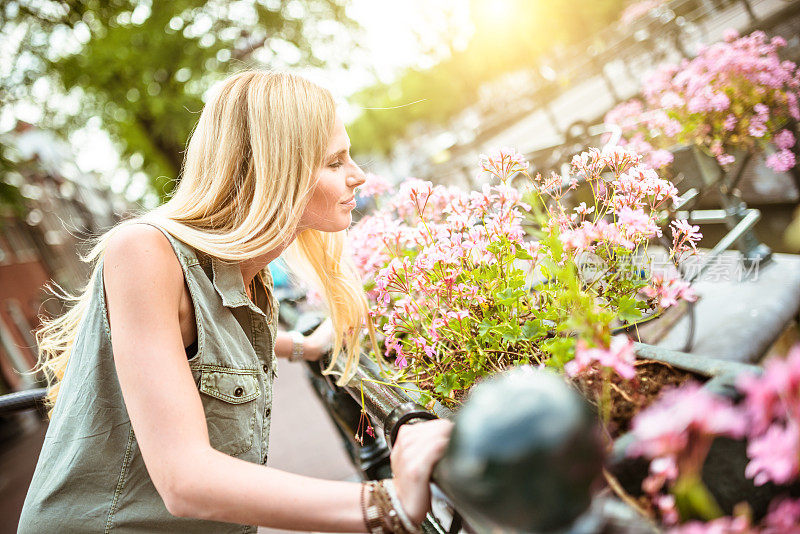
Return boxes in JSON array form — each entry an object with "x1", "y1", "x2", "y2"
[{"x1": 341, "y1": 196, "x2": 355, "y2": 205}]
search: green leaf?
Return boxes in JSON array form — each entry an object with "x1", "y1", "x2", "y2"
[
  {"x1": 498, "y1": 323, "x2": 521, "y2": 344},
  {"x1": 478, "y1": 319, "x2": 496, "y2": 337},
  {"x1": 521, "y1": 320, "x2": 543, "y2": 340},
  {"x1": 495, "y1": 287, "x2": 526, "y2": 305},
  {"x1": 514, "y1": 246, "x2": 533, "y2": 260},
  {"x1": 541, "y1": 337, "x2": 576, "y2": 370},
  {"x1": 486, "y1": 241, "x2": 503, "y2": 255},
  {"x1": 617, "y1": 295, "x2": 643, "y2": 324},
  {"x1": 434, "y1": 372, "x2": 459, "y2": 396}
]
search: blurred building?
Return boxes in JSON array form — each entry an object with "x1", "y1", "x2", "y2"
[
  {"x1": 0, "y1": 121, "x2": 135, "y2": 395},
  {"x1": 397, "y1": 0, "x2": 798, "y2": 189}
]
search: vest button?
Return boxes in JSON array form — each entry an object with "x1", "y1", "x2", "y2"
[
  {"x1": 233, "y1": 386, "x2": 244, "y2": 397},
  {"x1": 262, "y1": 364, "x2": 269, "y2": 374}
]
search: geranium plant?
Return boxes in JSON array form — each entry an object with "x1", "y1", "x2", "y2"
[
  {"x1": 605, "y1": 30, "x2": 800, "y2": 172},
  {"x1": 349, "y1": 146, "x2": 699, "y2": 415}
]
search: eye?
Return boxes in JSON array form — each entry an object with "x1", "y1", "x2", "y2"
[{"x1": 329, "y1": 158, "x2": 344, "y2": 169}]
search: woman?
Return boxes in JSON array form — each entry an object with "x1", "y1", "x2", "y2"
[{"x1": 19, "y1": 71, "x2": 452, "y2": 533}]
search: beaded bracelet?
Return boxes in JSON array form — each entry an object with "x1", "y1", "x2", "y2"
[
  {"x1": 382, "y1": 479, "x2": 423, "y2": 534},
  {"x1": 360, "y1": 479, "x2": 422, "y2": 534}
]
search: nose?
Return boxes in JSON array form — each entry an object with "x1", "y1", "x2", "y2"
[{"x1": 347, "y1": 162, "x2": 367, "y2": 188}]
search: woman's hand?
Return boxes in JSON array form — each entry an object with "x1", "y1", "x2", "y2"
[
  {"x1": 302, "y1": 318, "x2": 334, "y2": 361},
  {"x1": 390, "y1": 418, "x2": 454, "y2": 525}
]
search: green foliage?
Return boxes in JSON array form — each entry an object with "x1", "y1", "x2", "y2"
[{"x1": 3, "y1": 0, "x2": 357, "y2": 199}]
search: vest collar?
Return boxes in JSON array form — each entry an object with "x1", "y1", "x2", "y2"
[{"x1": 210, "y1": 256, "x2": 267, "y2": 318}]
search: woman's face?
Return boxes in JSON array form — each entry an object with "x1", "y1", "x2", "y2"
[{"x1": 298, "y1": 115, "x2": 366, "y2": 233}]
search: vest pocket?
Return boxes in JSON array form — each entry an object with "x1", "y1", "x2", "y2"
[{"x1": 198, "y1": 367, "x2": 261, "y2": 456}]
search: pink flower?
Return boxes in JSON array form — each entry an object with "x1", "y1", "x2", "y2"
[
  {"x1": 722, "y1": 28, "x2": 739, "y2": 42},
  {"x1": 447, "y1": 310, "x2": 469, "y2": 321},
  {"x1": 656, "y1": 494, "x2": 679, "y2": 526},
  {"x1": 642, "y1": 273, "x2": 697, "y2": 308},
  {"x1": 559, "y1": 226, "x2": 594, "y2": 253},
  {"x1": 716, "y1": 153, "x2": 736, "y2": 166},
  {"x1": 671, "y1": 219, "x2": 702, "y2": 253},
  {"x1": 479, "y1": 147, "x2": 529, "y2": 180},
  {"x1": 737, "y1": 348, "x2": 800, "y2": 488},
  {"x1": 642, "y1": 456, "x2": 679, "y2": 495},
  {"x1": 395, "y1": 352, "x2": 408, "y2": 369},
  {"x1": 764, "y1": 497, "x2": 800, "y2": 533},
  {"x1": 668, "y1": 515, "x2": 750, "y2": 534},
  {"x1": 564, "y1": 335, "x2": 636, "y2": 380},
  {"x1": 574, "y1": 202, "x2": 595, "y2": 217},
  {"x1": 612, "y1": 166, "x2": 678, "y2": 210},
  {"x1": 749, "y1": 123, "x2": 768, "y2": 137},
  {"x1": 774, "y1": 129, "x2": 796, "y2": 150},
  {"x1": 423, "y1": 344, "x2": 436, "y2": 359},
  {"x1": 628, "y1": 382, "x2": 746, "y2": 460},
  {"x1": 745, "y1": 420, "x2": 800, "y2": 486},
  {"x1": 617, "y1": 207, "x2": 660, "y2": 239},
  {"x1": 766, "y1": 149, "x2": 797, "y2": 172},
  {"x1": 358, "y1": 173, "x2": 393, "y2": 198},
  {"x1": 648, "y1": 149, "x2": 674, "y2": 169},
  {"x1": 739, "y1": 347, "x2": 800, "y2": 433},
  {"x1": 599, "y1": 145, "x2": 640, "y2": 169},
  {"x1": 607, "y1": 29, "x2": 800, "y2": 185},
  {"x1": 709, "y1": 92, "x2": 730, "y2": 111},
  {"x1": 660, "y1": 92, "x2": 684, "y2": 109},
  {"x1": 723, "y1": 114, "x2": 737, "y2": 131}
]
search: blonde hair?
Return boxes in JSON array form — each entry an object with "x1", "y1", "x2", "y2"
[{"x1": 36, "y1": 70, "x2": 376, "y2": 413}]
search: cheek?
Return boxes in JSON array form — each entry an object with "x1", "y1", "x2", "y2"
[{"x1": 306, "y1": 174, "x2": 342, "y2": 218}]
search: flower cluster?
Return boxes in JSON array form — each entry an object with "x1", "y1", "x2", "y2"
[
  {"x1": 738, "y1": 346, "x2": 800, "y2": 486},
  {"x1": 629, "y1": 382, "x2": 745, "y2": 460},
  {"x1": 348, "y1": 145, "x2": 699, "y2": 405},
  {"x1": 564, "y1": 335, "x2": 636, "y2": 379},
  {"x1": 605, "y1": 30, "x2": 800, "y2": 171},
  {"x1": 357, "y1": 173, "x2": 393, "y2": 199},
  {"x1": 626, "y1": 347, "x2": 800, "y2": 528}
]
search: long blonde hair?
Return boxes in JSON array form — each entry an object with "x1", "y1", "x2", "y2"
[{"x1": 36, "y1": 70, "x2": 375, "y2": 413}]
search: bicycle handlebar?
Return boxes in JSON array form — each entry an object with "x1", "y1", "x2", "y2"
[{"x1": 0, "y1": 387, "x2": 47, "y2": 417}]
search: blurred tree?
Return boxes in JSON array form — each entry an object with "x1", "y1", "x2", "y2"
[
  {"x1": 2, "y1": 0, "x2": 357, "y2": 199},
  {"x1": 0, "y1": 142, "x2": 26, "y2": 218},
  {"x1": 348, "y1": 0, "x2": 626, "y2": 157}
]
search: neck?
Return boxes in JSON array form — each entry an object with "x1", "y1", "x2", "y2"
[{"x1": 239, "y1": 231, "x2": 299, "y2": 288}]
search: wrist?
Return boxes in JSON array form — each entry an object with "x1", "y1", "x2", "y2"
[
  {"x1": 288, "y1": 330, "x2": 305, "y2": 362},
  {"x1": 383, "y1": 479, "x2": 423, "y2": 532},
  {"x1": 360, "y1": 480, "x2": 422, "y2": 534}
]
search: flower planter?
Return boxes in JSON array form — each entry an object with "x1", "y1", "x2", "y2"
[
  {"x1": 607, "y1": 344, "x2": 800, "y2": 520},
  {"x1": 668, "y1": 143, "x2": 798, "y2": 207},
  {"x1": 667, "y1": 143, "x2": 773, "y2": 267},
  {"x1": 333, "y1": 353, "x2": 609, "y2": 533}
]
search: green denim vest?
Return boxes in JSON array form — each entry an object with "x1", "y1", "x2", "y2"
[{"x1": 19, "y1": 224, "x2": 279, "y2": 533}]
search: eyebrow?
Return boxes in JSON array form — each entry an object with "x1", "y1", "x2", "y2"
[{"x1": 326, "y1": 147, "x2": 350, "y2": 161}]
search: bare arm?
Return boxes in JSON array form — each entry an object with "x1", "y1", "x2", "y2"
[
  {"x1": 103, "y1": 225, "x2": 450, "y2": 529},
  {"x1": 274, "y1": 318, "x2": 333, "y2": 361}
]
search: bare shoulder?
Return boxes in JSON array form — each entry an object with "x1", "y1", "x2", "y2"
[{"x1": 103, "y1": 223, "x2": 184, "y2": 302}]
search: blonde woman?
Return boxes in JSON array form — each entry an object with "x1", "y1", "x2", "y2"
[{"x1": 19, "y1": 71, "x2": 452, "y2": 533}]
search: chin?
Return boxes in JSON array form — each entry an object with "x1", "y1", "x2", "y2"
[{"x1": 316, "y1": 215, "x2": 352, "y2": 233}]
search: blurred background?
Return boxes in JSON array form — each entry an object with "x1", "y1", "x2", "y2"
[{"x1": 1, "y1": 0, "x2": 799, "y2": 532}]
